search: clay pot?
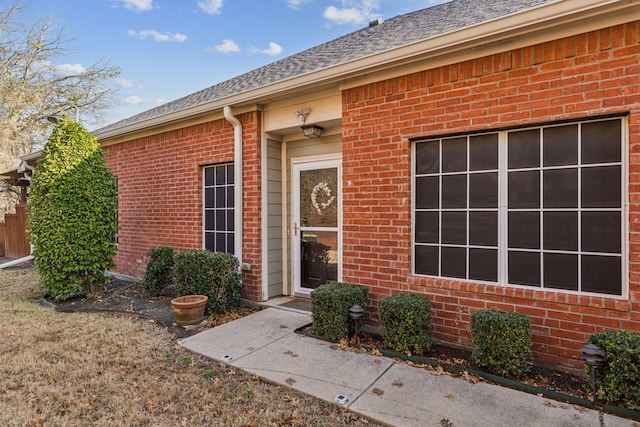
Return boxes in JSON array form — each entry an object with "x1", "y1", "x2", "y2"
[{"x1": 171, "y1": 295, "x2": 208, "y2": 326}]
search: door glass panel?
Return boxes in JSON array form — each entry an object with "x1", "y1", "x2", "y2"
[
  {"x1": 300, "y1": 168, "x2": 338, "y2": 227},
  {"x1": 301, "y1": 231, "x2": 338, "y2": 290}
]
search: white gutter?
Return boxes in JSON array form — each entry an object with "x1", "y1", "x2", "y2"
[{"x1": 223, "y1": 106, "x2": 243, "y2": 267}]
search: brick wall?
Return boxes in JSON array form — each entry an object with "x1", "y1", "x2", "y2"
[
  {"x1": 103, "y1": 111, "x2": 263, "y2": 300},
  {"x1": 342, "y1": 22, "x2": 640, "y2": 369}
]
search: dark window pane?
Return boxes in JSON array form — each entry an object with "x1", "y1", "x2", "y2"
[
  {"x1": 415, "y1": 211, "x2": 439, "y2": 243},
  {"x1": 226, "y1": 165, "x2": 234, "y2": 184},
  {"x1": 508, "y1": 170, "x2": 540, "y2": 209},
  {"x1": 227, "y1": 210, "x2": 235, "y2": 232},
  {"x1": 469, "y1": 211, "x2": 498, "y2": 246},
  {"x1": 442, "y1": 175, "x2": 467, "y2": 208},
  {"x1": 544, "y1": 253, "x2": 578, "y2": 291},
  {"x1": 415, "y1": 246, "x2": 439, "y2": 275},
  {"x1": 543, "y1": 124, "x2": 578, "y2": 167},
  {"x1": 508, "y1": 251, "x2": 541, "y2": 286},
  {"x1": 469, "y1": 248, "x2": 498, "y2": 282},
  {"x1": 227, "y1": 186, "x2": 235, "y2": 208},
  {"x1": 582, "y1": 211, "x2": 621, "y2": 254},
  {"x1": 216, "y1": 232, "x2": 226, "y2": 252},
  {"x1": 205, "y1": 188, "x2": 215, "y2": 208},
  {"x1": 582, "y1": 120, "x2": 621, "y2": 164},
  {"x1": 543, "y1": 168, "x2": 578, "y2": 208},
  {"x1": 582, "y1": 255, "x2": 622, "y2": 295},
  {"x1": 442, "y1": 246, "x2": 466, "y2": 279},
  {"x1": 416, "y1": 140, "x2": 440, "y2": 174},
  {"x1": 442, "y1": 137, "x2": 467, "y2": 173},
  {"x1": 216, "y1": 209, "x2": 225, "y2": 231},
  {"x1": 205, "y1": 167, "x2": 215, "y2": 186},
  {"x1": 582, "y1": 166, "x2": 621, "y2": 208},
  {"x1": 216, "y1": 187, "x2": 226, "y2": 206},
  {"x1": 543, "y1": 211, "x2": 578, "y2": 251},
  {"x1": 469, "y1": 134, "x2": 498, "y2": 171},
  {"x1": 205, "y1": 210, "x2": 215, "y2": 231},
  {"x1": 226, "y1": 233, "x2": 234, "y2": 254},
  {"x1": 215, "y1": 166, "x2": 226, "y2": 185},
  {"x1": 442, "y1": 211, "x2": 466, "y2": 245},
  {"x1": 508, "y1": 211, "x2": 540, "y2": 249},
  {"x1": 415, "y1": 176, "x2": 439, "y2": 209},
  {"x1": 469, "y1": 172, "x2": 498, "y2": 208},
  {"x1": 508, "y1": 129, "x2": 540, "y2": 169},
  {"x1": 205, "y1": 232, "x2": 215, "y2": 252}
]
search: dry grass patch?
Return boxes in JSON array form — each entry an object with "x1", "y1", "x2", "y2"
[{"x1": 0, "y1": 267, "x2": 377, "y2": 426}]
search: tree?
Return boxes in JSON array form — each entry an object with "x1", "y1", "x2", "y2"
[
  {"x1": 27, "y1": 119, "x2": 118, "y2": 300},
  {"x1": 0, "y1": 2, "x2": 120, "y2": 211}
]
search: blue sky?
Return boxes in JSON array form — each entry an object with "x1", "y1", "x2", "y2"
[{"x1": 25, "y1": 0, "x2": 450, "y2": 129}]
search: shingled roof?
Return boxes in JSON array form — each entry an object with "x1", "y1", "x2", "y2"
[{"x1": 94, "y1": 0, "x2": 555, "y2": 136}]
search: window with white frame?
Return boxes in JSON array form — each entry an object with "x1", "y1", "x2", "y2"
[
  {"x1": 413, "y1": 117, "x2": 625, "y2": 296},
  {"x1": 203, "y1": 163, "x2": 234, "y2": 254}
]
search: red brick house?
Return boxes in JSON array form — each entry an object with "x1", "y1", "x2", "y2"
[{"x1": 94, "y1": 0, "x2": 640, "y2": 370}]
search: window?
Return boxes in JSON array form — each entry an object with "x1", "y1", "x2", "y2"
[
  {"x1": 203, "y1": 163, "x2": 234, "y2": 254},
  {"x1": 413, "y1": 117, "x2": 625, "y2": 296}
]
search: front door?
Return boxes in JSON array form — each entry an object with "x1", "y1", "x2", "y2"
[{"x1": 292, "y1": 157, "x2": 341, "y2": 296}]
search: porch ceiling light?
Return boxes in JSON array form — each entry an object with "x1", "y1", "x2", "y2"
[{"x1": 301, "y1": 124, "x2": 324, "y2": 138}]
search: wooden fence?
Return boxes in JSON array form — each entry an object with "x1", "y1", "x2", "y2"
[{"x1": 3, "y1": 204, "x2": 30, "y2": 258}]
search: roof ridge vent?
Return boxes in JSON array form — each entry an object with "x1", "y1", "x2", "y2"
[{"x1": 368, "y1": 18, "x2": 382, "y2": 28}]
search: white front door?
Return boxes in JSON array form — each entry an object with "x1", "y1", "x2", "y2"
[{"x1": 292, "y1": 157, "x2": 341, "y2": 296}]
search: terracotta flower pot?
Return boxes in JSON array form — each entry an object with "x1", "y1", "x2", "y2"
[{"x1": 171, "y1": 295, "x2": 208, "y2": 326}]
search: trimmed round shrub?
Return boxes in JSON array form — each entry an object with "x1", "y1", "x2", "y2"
[
  {"x1": 379, "y1": 293, "x2": 431, "y2": 355},
  {"x1": 172, "y1": 249, "x2": 242, "y2": 313},
  {"x1": 27, "y1": 119, "x2": 118, "y2": 300},
  {"x1": 471, "y1": 309, "x2": 532, "y2": 378},
  {"x1": 311, "y1": 282, "x2": 368, "y2": 342},
  {"x1": 588, "y1": 330, "x2": 640, "y2": 406},
  {"x1": 141, "y1": 246, "x2": 175, "y2": 296}
]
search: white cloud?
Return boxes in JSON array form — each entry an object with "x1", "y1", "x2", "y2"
[
  {"x1": 259, "y1": 42, "x2": 283, "y2": 56},
  {"x1": 286, "y1": 0, "x2": 312, "y2": 9},
  {"x1": 198, "y1": 0, "x2": 223, "y2": 15},
  {"x1": 121, "y1": 95, "x2": 144, "y2": 105},
  {"x1": 117, "y1": 0, "x2": 153, "y2": 12},
  {"x1": 127, "y1": 30, "x2": 187, "y2": 42},
  {"x1": 323, "y1": 0, "x2": 381, "y2": 25},
  {"x1": 214, "y1": 39, "x2": 240, "y2": 54},
  {"x1": 114, "y1": 78, "x2": 141, "y2": 89},
  {"x1": 55, "y1": 63, "x2": 86, "y2": 76}
]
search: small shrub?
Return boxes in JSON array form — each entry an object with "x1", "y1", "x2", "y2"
[
  {"x1": 588, "y1": 330, "x2": 640, "y2": 406},
  {"x1": 141, "y1": 246, "x2": 175, "y2": 296},
  {"x1": 172, "y1": 249, "x2": 242, "y2": 313},
  {"x1": 471, "y1": 309, "x2": 532, "y2": 378},
  {"x1": 310, "y1": 282, "x2": 368, "y2": 342},
  {"x1": 379, "y1": 293, "x2": 431, "y2": 355}
]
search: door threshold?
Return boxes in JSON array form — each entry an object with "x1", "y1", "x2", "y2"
[{"x1": 261, "y1": 296, "x2": 312, "y2": 314}]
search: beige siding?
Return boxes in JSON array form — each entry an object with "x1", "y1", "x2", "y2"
[{"x1": 266, "y1": 139, "x2": 283, "y2": 298}]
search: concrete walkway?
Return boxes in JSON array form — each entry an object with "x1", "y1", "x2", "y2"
[{"x1": 180, "y1": 307, "x2": 635, "y2": 427}]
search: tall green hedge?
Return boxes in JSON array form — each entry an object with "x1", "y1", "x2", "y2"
[{"x1": 28, "y1": 119, "x2": 118, "y2": 300}]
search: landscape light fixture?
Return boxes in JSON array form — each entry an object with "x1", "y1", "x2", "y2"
[
  {"x1": 581, "y1": 343, "x2": 606, "y2": 403},
  {"x1": 349, "y1": 304, "x2": 365, "y2": 340}
]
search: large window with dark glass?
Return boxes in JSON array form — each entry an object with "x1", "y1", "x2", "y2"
[
  {"x1": 414, "y1": 117, "x2": 625, "y2": 296},
  {"x1": 203, "y1": 164, "x2": 234, "y2": 254}
]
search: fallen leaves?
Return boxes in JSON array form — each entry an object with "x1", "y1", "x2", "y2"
[
  {"x1": 283, "y1": 350, "x2": 298, "y2": 358},
  {"x1": 392, "y1": 379, "x2": 404, "y2": 387},
  {"x1": 460, "y1": 371, "x2": 482, "y2": 384},
  {"x1": 372, "y1": 388, "x2": 384, "y2": 395},
  {"x1": 285, "y1": 377, "x2": 296, "y2": 385}
]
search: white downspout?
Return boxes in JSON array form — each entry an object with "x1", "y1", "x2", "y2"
[{"x1": 223, "y1": 106, "x2": 243, "y2": 267}]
